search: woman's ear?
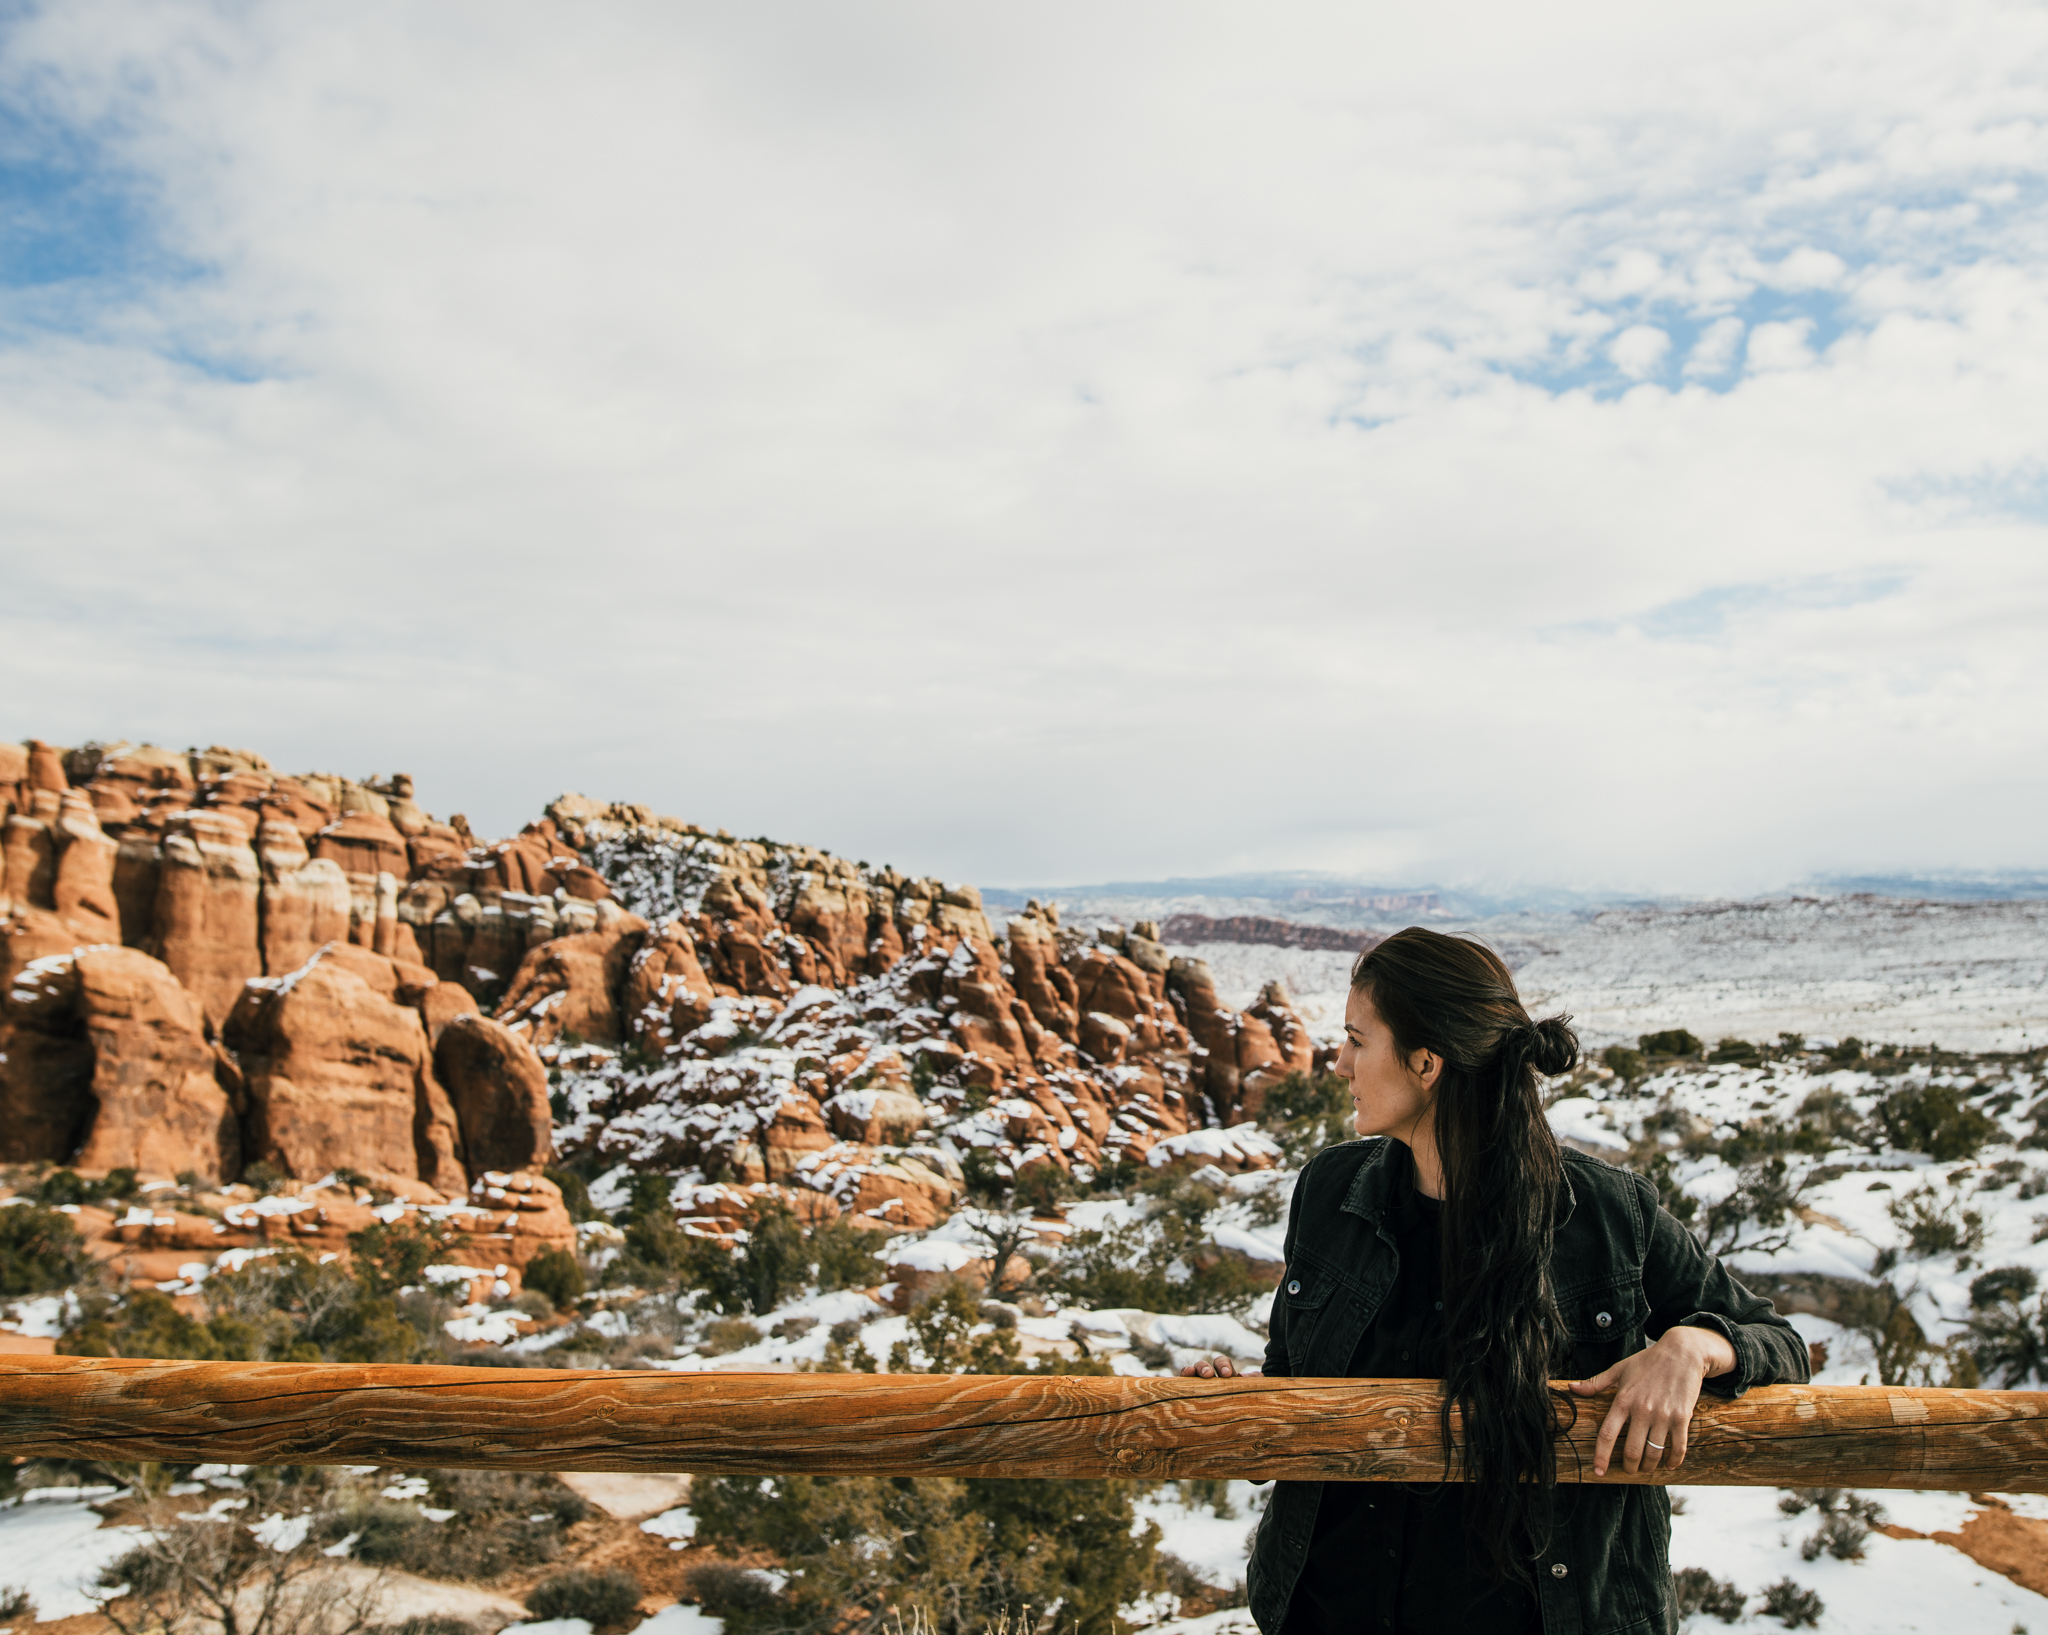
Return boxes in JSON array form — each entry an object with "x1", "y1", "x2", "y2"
[{"x1": 1409, "y1": 1047, "x2": 1440, "y2": 1088}]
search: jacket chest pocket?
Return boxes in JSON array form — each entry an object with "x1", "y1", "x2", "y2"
[
  {"x1": 1280, "y1": 1261, "x2": 1354, "y2": 1374},
  {"x1": 1560, "y1": 1281, "x2": 1648, "y2": 1374}
]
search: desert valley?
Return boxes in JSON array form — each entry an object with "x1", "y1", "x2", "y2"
[{"x1": 5, "y1": 737, "x2": 2048, "y2": 1635}]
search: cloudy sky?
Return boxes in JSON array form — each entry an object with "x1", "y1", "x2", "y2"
[{"x1": 3, "y1": 1, "x2": 2046, "y2": 896}]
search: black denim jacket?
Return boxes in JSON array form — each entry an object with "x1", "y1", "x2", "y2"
[{"x1": 1246, "y1": 1138, "x2": 1810, "y2": 1635}]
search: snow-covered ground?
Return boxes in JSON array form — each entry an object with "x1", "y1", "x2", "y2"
[
  {"x1": 1139, "y1": 1485, "x2": 2048, "y2": 1635},
  {"x1": 0, "y1": 1489, "x2": 141, "y2": 1621},
  {"x1": 1144, "y1": 894, "x2": 2048, "y2": 1052},
  {"x1": 1516, "y1": 897, "x2": 2048, "y2": 1052}
]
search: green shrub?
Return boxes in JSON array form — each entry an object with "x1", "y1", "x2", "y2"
[
  {"x1": 1260, "y1": 1071, "x2": 1353, "y2": 1165},
  {"x1": 66, "y1": 1248, "x2": 426, "y2": 1365},
  {"x1": 809, "y1": 1217, "x2": 885, "y2": 1293},
  {"x1": 59, "y1": 1289, "x2": 257, "y2": 1360},
  {"x1": 682, "y1": 1203, "x2": 812, "y2": 1317},
  {"x1": 890, "y1": 1284, "x2": 1023, "y2": 1373},
  {"x1": 1759, "y1": 1578, "x2": 1823, "y2": 1628},
  {"x1": 696, "y1": 1317, "x2": 763, "y2": 1356},
  {"x1": 1041, "y1": 1172, "x2": 1263, "y2": 1317},
  {"x1": 1879, "y1": 1083, "x2": 1997, "y2": 1161},
  {"x1": 1670, "y1": 1567, "x2": 1744, "y2": 1623},
  {"x1": 0, "y1": 1202, "x2": 95, "y2": 1296},
  {"x1": 340, "y1": 1499, "x2": 437, "y2": 1567},
  {"x1": 1888, "y1": 1186, "x2": 1985, "y2": 1258},
  {"x1": 35, "y1": 1168, "x2": 139, "y2": 1208},
  {"x1": 1827, "y1": 1038, "x2": 1865, "y2": 1065},
  {"x1": 1639, "y1": 1030, "x2": 1702, "y2": 1059},
  {"x1": 684, "y1": 1563, "x2": 782, "y2": 1618},
  {"x1": 619, "y1": 1209, "x2": 692, "y2": 1284},
  {"x1": 1699, "y1": 1158, "x2": 1808, "y2": 1257},
  {"x1": 347, "y1": 1217, "x2": 470, "y2": 1297},
  {"x1": 692, "y1": 1472, "x2": 1160, "y2": 1635},
  {"x1": 622, "y1": 1197, "x2": 815, "y2": 1314},
  {"x1": 1968, "y1": 1293, "x2": 2048, "y2": 1386},
  {"x1": 522, "y1": 1245, "x2": 585, "y2": 1309},
  {"x1": 543, "y1": 1167, "x2": 597, "y2": 1223},
  {"x1": 239, "y1": 1159, "x2": 289, "y2": 1194},
  {"x1": 1780, "y1": 1489, "x2": 1884, "y2": 1561},
  {"x1": 1012, "y1": 1161, "x2": 1075, "y2": 1216},
  {"x1": 1714, "y1": 1114, "x2": 1831, "y2": 1169},
  {"x1": 1710, "y1": 1038, "x2": 1760, "y2": 1063},
  {"x1": 526, "y1": 1569, "x2": 642, "y2": 1627},
  {"x1": 1601, "y1": 1046, "x2": 1647, "y2": 1084},
  {"x1": 327, "y1": 1471, "x2": 588, "y2": 1581},
  {"x1": 1970, "y1": 1266, "x2": 2039, "y2": 1308},
  {"x1": 1793, "y1": 1087, "x2": 1861, "y2": 1145},
  {"x1": 438, "y1": 1467, "x2": 589, "y2": 1528}
]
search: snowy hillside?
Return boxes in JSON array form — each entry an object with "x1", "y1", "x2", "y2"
[{"x1": 1130, "y1": 894, "x2": 2048, "y2": 1053}]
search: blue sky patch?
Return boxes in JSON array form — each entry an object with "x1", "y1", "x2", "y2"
[
  {"x1": 0, "y1": 98, "x2": 167, "y2": 290},
  {"x1": 1556, "y1": 571, "x2": 1909, "y2": 644},
  {"x1": 1885, "y1": 465, "x2": 2048, "y2": 527}
]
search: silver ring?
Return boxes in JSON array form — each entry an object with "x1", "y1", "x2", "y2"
[{"x1": 1645, "y1": 1440, "x2": 1666, "y2": 1450}]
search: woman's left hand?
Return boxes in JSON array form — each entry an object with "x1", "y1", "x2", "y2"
[{"x1": 1568, "y1": 1325, "x2": 1737, "y2": 1476}]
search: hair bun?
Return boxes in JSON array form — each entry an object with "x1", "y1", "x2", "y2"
[{"x1": 1526, "y1": 1014, "x2": 1579, "y2": 1077}]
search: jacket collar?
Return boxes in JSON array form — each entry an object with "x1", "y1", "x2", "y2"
[{"x1": 1338, "y1": 1135, "x2": 1578, "y2": 1228}]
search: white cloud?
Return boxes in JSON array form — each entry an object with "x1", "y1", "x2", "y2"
[
  {"x1": 1609, "y1": 324, "x2": 1672, "y2": 378},
  {"x1": 1766, "y1": 248, "x2": 1850, "y2": 291},
  {"x1": 1684, "y1": 316, "x2": 1747, "y2": 377},
  {"x1": 0, "y1": 0, "x2": 2045, "y2": 894},
  {"x1": 1747, "y1": 318, "x2": 1820, "y2": 370}
]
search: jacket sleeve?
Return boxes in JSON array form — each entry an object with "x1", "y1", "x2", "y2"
[
  {"x1": 1262, "y1": 1159, "x2": 1312, "y2": 1379},
  {"x1": 1634, "y1": 1173, "x2": 1812, "y2": 1397}
]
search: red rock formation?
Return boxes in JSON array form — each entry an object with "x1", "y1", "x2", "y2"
[
  {"x1": 4, "y1": 744, "x2": 1326, "y2": 1245},
  {"x1": 0, "y1": 945, "x2": 236, "y2": 1178},
  {"x1": 754, "y1": 1091, "x2": 838, "y2": 1181},
  {"x1": 788, "y1": 871, "x2": 871, "y2": 986},
  {"x1": 497, "y1": 913, "x2": 649, "y2": 1047},
  {"x1": 52, "y1": 793, "x2": 120, "y2": 941},
  {"x1": 622, "y1": 920, "x2": 718, "y2": 1047},
  {"x1": 256, "y1": 819, "x2": 352, "y2": 975},
  {"x1": 435, "y1": 1014, "x2": 555, "y2": 1176},
  {"x1": 824, "y1": 1088, "x2": 928, "y2": 1145},
  {"x1": 225, "y1": 946, "x2": 464, "y2": 1191},
  {"x1": 455, "y1": 1169, "x2": 579, "y2": 1279},
  {"x1": 1160, "y1": 912, "x2": 1382, "y2": 953},
  {"x1": 312, "y1": 807, "x2": 410, "y2": 882},
  {"x1": 0, "y1": 944, "x2": 99, "y2": 1161},
  {"x1": 1251, "y1": 979, "x2": 1316, "y2": 1060},
  {"x1": 152, "y1": 811, "x2": 263, "y2": 1028},
  {"x1": 1007, "y1": 910, "x2": 1080, "y2": 1043},
  {"x1": 27, "y1": 740, "x2": 68, "y2": 794},
  {"x1": 69, "y1": 948, "x2": 240, "y2": 1178}
]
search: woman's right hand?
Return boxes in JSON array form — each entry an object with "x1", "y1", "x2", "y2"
[{"x1": 1180, "y1": 1355, "x2": 1258, "y2": 1378}]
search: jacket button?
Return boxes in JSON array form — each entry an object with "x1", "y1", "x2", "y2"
[
  {"x1": 1594, "y1": 1311, "x2": 1612, "y2": 1329},
  {"x1": 1287, "y1": 1279, "x2": 1301, "y2": 1295},
  {"x1": 1551, "y1": 1563, "x2": 1568, "y2": 1578}
]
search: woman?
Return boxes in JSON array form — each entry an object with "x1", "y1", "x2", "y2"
[{"x1": 1184, "y1": 927, "x2": 1808, "y2": 1635}]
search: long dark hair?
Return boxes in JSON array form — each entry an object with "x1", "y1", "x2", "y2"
[{"x1": 1349, "y1": 926, "x2": 1579, "y2": 1586}]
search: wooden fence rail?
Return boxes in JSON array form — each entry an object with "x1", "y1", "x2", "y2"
[{"x1": 3, "y1": 1357, "x2": 2045, "y2": 1492}]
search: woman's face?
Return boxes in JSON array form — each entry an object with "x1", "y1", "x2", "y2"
[{"x1": 1336, "y1": 986, "x2": 1441, "y2": 1141}]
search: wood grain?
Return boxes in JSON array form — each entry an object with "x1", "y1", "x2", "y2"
[{"x1": 3, "y1": 1358, "x2": 2045, "y2": 1491}]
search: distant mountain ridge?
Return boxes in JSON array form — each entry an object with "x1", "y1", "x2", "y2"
[
  {"x1": 1158, "y1": 913, "x2": 1382, "y2": 953},
  {"x1": 988, "y1": 869, "x2": 2048, "y2": 925}
]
